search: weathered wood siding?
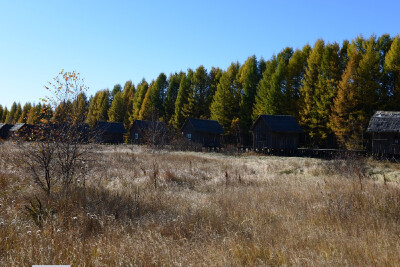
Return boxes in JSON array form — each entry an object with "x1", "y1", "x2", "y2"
[
  {"x1": 0, "y1": 124, "x2": 12, "y2": 139},
  {"x1": 371, "y1": 132, "x2": 400, "y2": 155},
  {"x1": 95, "y1": 132, "x2": 124, "y2": 144},
  {"x1": 130, "y1": 124, "x2": 143, "y2": 144},
  {"x1": 182, "y1": 123, "x2": 221, "y2": 147},
  {"x1": 253, "y1": 119, "x2": 299, "y2": 150}
]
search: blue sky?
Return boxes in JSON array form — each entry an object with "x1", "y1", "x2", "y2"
[{"x1": 1, "y1": 0, "x2": 399, "y2": 108}]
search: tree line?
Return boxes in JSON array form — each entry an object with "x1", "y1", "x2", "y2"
[{"x1": 1, "y1": 34, "x2": 400, "y2": 148}]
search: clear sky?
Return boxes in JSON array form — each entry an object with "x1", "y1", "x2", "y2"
[{"x1": 1, "y1": 0, "x2": 399, "y2": 108}]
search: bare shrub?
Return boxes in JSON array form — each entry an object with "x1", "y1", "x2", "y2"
[
  {"x1": 17, "y1": 122, "x2": 90, "y2": 196},
  {"x1": 24, "y1": 196, "x2": 50, "y2": 228},
  {"x1": 19, "y1": 70, "x2": 92, "y2": 196},
  {"x1": 142, "y1": 122, "x2": 167, "y2": 152}
]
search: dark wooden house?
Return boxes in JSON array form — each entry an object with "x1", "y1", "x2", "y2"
[
  {"x1": 250, "y1": 115, "x2": 302, "y2": 151},
  {"x1": 366, "y1": 111, "x2": 400, "y2": 155},
  {"x1": 0, "y1": 123, "x2": 12, "y2": 139},
  {"x1": 181, "y1": 118, "x2": 224, "y2": 147},
  {"x1": 9, "y1": 123, "x2": 35, "y2": 141},
  {"x1": 50, "y1": 123, "x2": 90, "y2": 143},
  {"x1": 130, "y1": 120, "x2": 167, "y2": 145},
  {"x1": 93, "y1": 122, "x2": 126, "y2": 144}
]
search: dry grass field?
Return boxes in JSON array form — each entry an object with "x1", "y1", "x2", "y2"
[{"x1": 1, "y1": 142, "x2": 400, "y2": 266}]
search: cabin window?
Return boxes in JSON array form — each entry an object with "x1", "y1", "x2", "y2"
[
  {"x1": 395, "y1": 139, "x2": 399, "y2": 144},
  {"x1": 187, "y1": 133, "x2": 192, "y2": 139},
  {"x1": 135, "y1": 133, "x2": 139, "y2": 139}
]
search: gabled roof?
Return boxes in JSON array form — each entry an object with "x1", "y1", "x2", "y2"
[
  {"x1": 0, "y1": 123, "x2": 12, "y2": 130},
  {"x1": 366, "y1": 111, "x2": 400, "y2": 133},
  {"x1": 95, "y1": 122, "x2": 126, "y2": 134},
  {"x1": 251, "y1": 115, "x2": 303, "y2": 133},
  {"x1": 182, "y1": 118, "x2": 224, "y2": 134},
  {"x1": 130, "y1": 120, "x2": 167, "y2": 131},
  {"x1": 9, "y1": 123, "x2": 29, "y2": 132}
]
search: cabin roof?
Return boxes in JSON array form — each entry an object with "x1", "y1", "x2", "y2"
[
  {"x1": 251, "y1": 115, "x2": 303, "y2": 133},
  {"x1": 9, "y1": 123, "x2": 29, "y2": 132},
  {"x1": 0, "y1": 123, "x2": 12, "y2": 130},
  {"x1": 95, "y1": 122, "x2": 126, "y2": 134},
  {"x1": 367, "y1": 111, "x2": 400, "y2": 133},
  {"x1": 182, "y1": 118, "x2": 224, "y2": 134}
]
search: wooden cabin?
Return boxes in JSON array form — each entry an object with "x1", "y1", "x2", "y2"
[
  {"x1": 75, "y1": 123, "x2": 90, "y2": 143},
  {"x1": 93, "y1": 122, "x2": 126, "y2": 144},
  {"x1": 0, "y1": 123, "x2": 12, "y2": 139},
  {"x1": 366, "y1": 111, "x2": 400, "y2": 155},
  {"x1": 9, "y1": 123, "x2": 35, "y2": 141},
  {"x1": 130, "y1": 120, "x2": 167, "y2": 145},
  {"x1": 250, "y1": 115, "x2": 302, "y2": 151},
  {"x1": 181, "y1": 118, "x2": 224, "y2": 147},
  {"x1": 52, "y1": 123, "x2": 90, "y2": 143}
]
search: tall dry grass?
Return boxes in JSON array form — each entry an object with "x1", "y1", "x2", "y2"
[{"x1": 1, "y1": 142, "x2": 400, "y2": 265}]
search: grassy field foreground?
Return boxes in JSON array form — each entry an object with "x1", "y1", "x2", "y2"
[{"x1": 1, "y1": 143, "x2": 400, "y2": 265}]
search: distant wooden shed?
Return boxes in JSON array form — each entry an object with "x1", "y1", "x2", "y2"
[
  {"x1": 56, "y1": 123, "x2": 90, "y2": 143},
  {"x1": 130, "y1": 120, "x2": 167, "y2": 145},
  {"x1": 93, "y1": 122, "x2": 126, "y2": 144},
  {"x1": 0, "y1": 123, "x2": 12, "y2": 139},
  {"x1": 366, "y1": 111, "x2": 400, "y2": 155},
  {"x1": 9, "y1": 123, "x2": 35, "y2": 141},
  {"x1": 250, "y1": 115, "x2": 302, "y2": 151},
  {"x1": 181, "y1": 118, "x2": 224, "y2": 147}
]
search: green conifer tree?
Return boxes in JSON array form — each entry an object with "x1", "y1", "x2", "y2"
[
  {"x1": 18, "y1": 102, "x2": 32, "y2": 123},
  {"x1": 311, "y1": 43, "x2": 341, "y2": 146},
  {"x1": 130, "y1": 79, "x2": 149, "y2": 122},
  {"x1": 330, "y1": 49, "x2": 364, "y2": 149},
  {"x1": 258, "y1": 58, "x2": 267, "y2": 76},
  {"x1": 27, "y1": 103, "x2": 42, "y2": 124},
  {"x1": 173, "y1": 70, "x2": 194, "y2": 129},
  {"x1": 14, "y1": 103, "x2": 22, "y2": 124},
  {"x1": 358, "y1": 36, "x2": 380, "y2": 126},
  {"x1": 377, "y1": 34, "x2": 393, "y2": 109},
  {"x1": 238, "y1": 56, "x2": 260, "y2": 140},
  {"x1": 267, "y1": 48, "x2": 293, "y2": 115},
  {"x1": 52, "y1": 101, "x2": 73, "y2": 123},
  {"x1": 165, "y1": 73, "x2": 183, "y2": 124},
  {"x1": 191, "y1": 66, "x2": 210, "y2": 118},
  {"x1": 210, "y1": 63, "x2": 240, "y2": 133},
  {"x1": 1, "y1": 107, "x2": 8, "y2": 123},
  {"x1": 98, "y1": 90, "x2": 111, "y2": 122},
  {"x1": 339, "y1": 40, "x2": 350, "y2": 71},
  {"x1": 149, "y1": 73, "x2": 168, "y2": 119},
  {"x1": 108, "y1": 91, "x2": 125, "y2": 122},
  {"x1": 86, "y1": 90, "x2": 111, "y2": 126},
  {"x1": 207, "y1": 67, "x2": 222, "y2": 118},
  {"x1": 72, "y1": 93, "x2": 88, "y2": 123},
  {"x1": 111, "y1": 84, "x2": 122, "y2": 101},
  {"x1": 252, "y1": 57, "x2": 278, "y2": 120},
  {"x1": 299, "y1": 39, "x2": 325, "y2": 137},
  {"x1": 286, "y1": 45, "x2": 311, "y2": 117},
  {"x1": 122, "y1": 80, "x2": 135, "y2": 129},
  {"x1": 6, "y1": 102, "x2": 17, "y2": 124},
  {"x1": 138, "y1": 81, "x2": 154, "y2": 120},
  {"x1": 385, "y1": 36, "x2": 400, "y2": 109}
]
